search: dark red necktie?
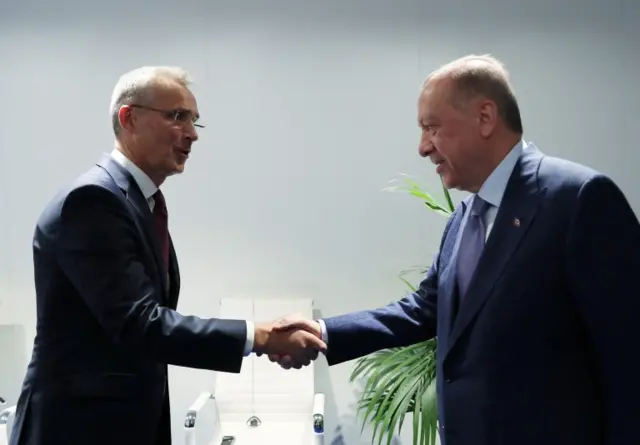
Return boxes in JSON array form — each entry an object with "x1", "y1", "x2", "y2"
[{"x1": 153, "y1": 190, "x2": 170, "y2": 271}]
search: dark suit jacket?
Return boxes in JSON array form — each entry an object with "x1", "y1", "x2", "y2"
[
  {"x1": 323, "y1": 145, "x2": 640, "y2": 445},
  {"x1": 10, "y1": 154, "x2": 247, "y2": 445}
]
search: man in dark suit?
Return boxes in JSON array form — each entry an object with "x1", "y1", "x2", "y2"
[
  {"x1": 9, "y1": 66, "x2": 325, "y2": 445},
  {"x1": 271, "y1": 54, "x2": 640, "y2": 445}
]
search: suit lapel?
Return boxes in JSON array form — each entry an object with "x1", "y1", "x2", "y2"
[
  {"x1": 437, "y1": 206, "x2": 467, "y2": 349},
  {"x1": 446, "y1": 147, "x2": 546, "y2": 353},
  {"x1": 96, "y1": 154, "x2": 170, "y2": 302}
]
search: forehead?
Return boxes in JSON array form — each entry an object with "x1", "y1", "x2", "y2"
[
  {"x1": 151, "y1": 81, "x2": 199, "y2": 114},
  {"x1": 418, "y1": 78, "x2": 459, "y2": 121}
]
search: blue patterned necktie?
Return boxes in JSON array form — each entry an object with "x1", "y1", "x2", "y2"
[{"x1": 456, "y1": 196, "x2": 490, "y2": 299}]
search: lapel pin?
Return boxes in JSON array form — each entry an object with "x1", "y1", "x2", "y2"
[{"x1": 513, "y1": 217, "x2": 521, "y2": 227}]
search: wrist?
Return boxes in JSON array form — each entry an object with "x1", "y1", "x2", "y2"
[
  {"x1": 310, "y1": 320, "x2": 322, "y2": 338},
  {"x1": 252, "y1": 322, "x2": 272, "y2": 354}
]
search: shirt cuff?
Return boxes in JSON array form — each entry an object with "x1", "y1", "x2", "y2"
[
  {"x1": 244, "y1": 321, "x2": 254, "y2": 356},
  {"x1": 317, "y1": 319, "x2": 328, "y2": 344}
]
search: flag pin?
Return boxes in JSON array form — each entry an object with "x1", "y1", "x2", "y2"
[{"x1": 513, "y1": 218, "x2": 521, "y2": 227}]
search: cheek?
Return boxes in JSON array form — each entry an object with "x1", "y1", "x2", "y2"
[
  {"x1": 433, "y1": 134, "x2": 456, "y2": 163},
  {"x1": 436, "y1": 127, "x2": 466, "y2": 166},
  {"x1": 166, "y1": 129, "x2": 185, "y2": 151},
  {"x1": 145, "y1": 131, "x2": 175, "y2": 164},
  {"x1": 152, "y1": 128, "x2": 179, "y2": 151}
]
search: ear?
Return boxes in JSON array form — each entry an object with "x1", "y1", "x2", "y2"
[
  {"x1": 117, "y1": 105, "x2": 134, "y2": 132},
  {"x1": 477, "y1": 99, "x2": 498, "y2": 138}
]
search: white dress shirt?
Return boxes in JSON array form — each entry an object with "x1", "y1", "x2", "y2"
[
  {"x1": 463, "y1": 139, "x2": 524, "y2": 240},
  {"x1": 110, "y1": 149, "x2": 254, "y2": 356}
]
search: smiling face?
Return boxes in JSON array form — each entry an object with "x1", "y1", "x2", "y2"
[
  {"x1": 417, "y1": 77, "x2": 498, "y2": 193},
  {"x1": 118, "y1": 79, "x2": 200, "y2": 186}
]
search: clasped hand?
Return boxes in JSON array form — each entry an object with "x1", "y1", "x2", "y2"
[{"x1": 254, "y1": 315, "x2": 323, "y2": 369}]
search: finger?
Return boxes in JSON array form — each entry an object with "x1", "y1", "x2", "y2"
[
  {"x1": 278, "y1": 355, "x2": 294, "y2": 369},
  {"x1": 305, "y1": 349, "x2": 319, "y2": 361},
  {"x1": 273, "y1": 319, "x2": 312, "y2": 332},
  {"x1": 272, "y1": 315, "x2": 296, "y2": 330},
  {"x1": 268, "y1": 354, "x2": 281, "y2": 362},
  {"x1": 289, "y1": 356, "x2": 308, "y2": 369},
  {"x1": 273, "y1": 313, "x2": 314, "y2": 331},
  {"x1": 303, "y1": 332, "x2": 327, "y2": 353}
]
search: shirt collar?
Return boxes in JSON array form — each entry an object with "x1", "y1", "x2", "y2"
[
  {"x1": 476, "y1": 139, "x2": 525, "y2": 208},
  {"x1": 110, "y1": 148, "x2": 158, "y2": 200}
]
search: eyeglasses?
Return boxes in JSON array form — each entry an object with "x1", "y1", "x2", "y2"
[{"x1": 130, "y1": 104, "x2": 205, "y2": 128}]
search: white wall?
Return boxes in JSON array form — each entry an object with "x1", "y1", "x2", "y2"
[{"x1": 0, "y1": 1, "x2": 637, "y2": 444}]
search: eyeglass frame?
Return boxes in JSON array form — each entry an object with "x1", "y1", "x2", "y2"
[{"x1": 129, "y1": 104, "x2": 205, "y2": 129}]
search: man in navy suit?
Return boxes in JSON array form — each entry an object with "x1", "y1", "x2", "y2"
[
  {"x1": 9, "y1": 66, "x2": 325, "y2": 445},
  {"x1": 271, "y1": 55, "x2": 640, "y2": 445}
]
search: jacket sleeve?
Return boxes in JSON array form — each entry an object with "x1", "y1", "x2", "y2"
[
  {"x1": 565, "y1": 174, "x2": 640, "y2": 445},
  {"x1": 321, "y1": 209, "x2": 460, "y2": 366},
  {"x1": 322, "y1": 257, "x2": 439, "y2": 366},
  {"x1": 54, "y1": 184, "x2": 246, "y2": 373}
]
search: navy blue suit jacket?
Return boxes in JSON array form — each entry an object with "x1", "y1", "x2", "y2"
[
  {"x1": 10, "y1": 154, "x2": 247, "y2": 445},
  {"x1": 323, "y1": 146, "x2": 640, "y2": 445}
]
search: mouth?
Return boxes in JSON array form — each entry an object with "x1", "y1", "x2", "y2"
[{"x1": 176, "y1": 148, "x2": 191, "y2": 158}]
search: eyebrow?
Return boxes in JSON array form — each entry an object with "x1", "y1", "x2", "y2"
[
  {"x1": 421, "y1": 113, "x2": 440, "y2": 124},
  {"x1": 180, "y1": 107, "x2": 200, "y2": 121}
]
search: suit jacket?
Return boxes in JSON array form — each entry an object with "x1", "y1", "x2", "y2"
[
  {"x1": 10, "y1": 154, "x2": 247, "y2": 445},
  {"x1": 322, "y1": 145, "x2": 640, "y2": 445}
]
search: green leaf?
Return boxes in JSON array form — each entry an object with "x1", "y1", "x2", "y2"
[
  {"x1": 352, "y1": 341, "x2": 438, "y2": 444},
  {"x1": 383, "y1": 173, "x2": 454, "y2": 217},
  {"x1": 351, "y1": 172, "x2": 459, "y2": 445},
  {"x1": 440, "y1": 176, "x2": 455, "y2": 213},
  {"x1": 399, "y1": 276, "x2": 418, "y2": 292}
]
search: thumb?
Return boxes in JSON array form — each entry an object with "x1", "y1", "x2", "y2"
[
  {"x1": 304, "y1": 331, "x2": 327, "y2": 353},
  {"x1": 273, "y1": 314, "x2": 309, "y2": 331}
]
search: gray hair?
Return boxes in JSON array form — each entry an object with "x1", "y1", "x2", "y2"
[
  {"x1": 422, "y1": 54, "x2": 523, "y2": 133},
  {"x1": 109, "y1": 66, "x2": 193, "y2": 136}
]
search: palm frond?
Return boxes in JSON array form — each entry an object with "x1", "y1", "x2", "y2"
[
  {"x1": 383, "y1": 175, "x2": 451, "y2": 217},
  {"x1": 350, "y1": 172, "x2": 457, "y2": 445}
]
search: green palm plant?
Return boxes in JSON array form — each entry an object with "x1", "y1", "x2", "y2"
[{"x1": 349, "y1": 174, "x2": 455, "y2": 445}]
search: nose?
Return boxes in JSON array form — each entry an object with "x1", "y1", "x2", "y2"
[
  {"x1": 185, "y1": 123, "x2": 199, "y2": 142},
  {"x1": 418, "y1": 131, "x2": 432, "y2": 157}
]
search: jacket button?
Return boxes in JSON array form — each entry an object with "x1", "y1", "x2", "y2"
[{"x1": 445, "y1": 378, "x2": 452, "y2": 383}]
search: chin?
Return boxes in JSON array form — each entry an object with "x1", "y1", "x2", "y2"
[
  {"x1": 440, "y1": 173, "x2": 458, "y2": 190},
  {"x1": 164, "y1": 165, "x2": 184, "y2": 178}
]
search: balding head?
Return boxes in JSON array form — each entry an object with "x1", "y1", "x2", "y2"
[
  {"x1": 422, "y1": 54, "x2": 522, "y2": 134},
  {"x1": 417, "y1": 54, "x2": 524, "y2": 193}
]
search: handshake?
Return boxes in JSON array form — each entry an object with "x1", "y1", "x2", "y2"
[{"x1": 252, "y1": 315, "x2": 324, "y2": 369}]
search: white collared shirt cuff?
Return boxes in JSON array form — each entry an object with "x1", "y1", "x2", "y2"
[
  {"x1": 244, "y1": 321, "x2": 254, "y2": 356},
  {"x1": 317, "y1": 319, "x2": 328, "y2": 344}
]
